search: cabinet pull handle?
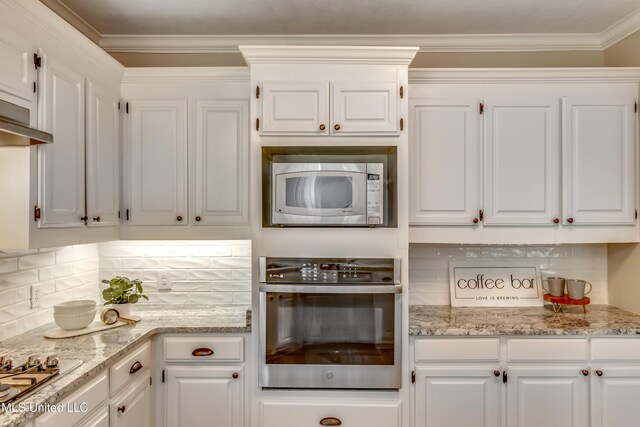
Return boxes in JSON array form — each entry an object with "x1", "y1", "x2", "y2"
[
  {"x1": 334, "y1": 124, "x2": 341, "y2": 131},
  {"x1": 320, "y1": 417, "x2": 342, "y2": 426},
  {"x1": 129, "y1": 361, "x2": 143, "y2": 375},
  {"x1": 553, "y1": 218, "x2": 560, "y2": 224},
  {"x1": 117, "y1": 405, "x2": 126, "y2": 413},
  {"x1": 80, "y1": 216, "x2": 88, "y2": 223},
  {"x1": 192, "y1": 347, "x2": 214, "y2": 357},
  {"x1": 93, "y1": 216, "x2": 101, "y2": 222},
  {"x1": 176, "y1": 215, "x2": 183, "y2": 222},
  {"x1": 493, "y1": 370, "x2": 500, "y2": 377},
  {"x1": 319, "y1": 124, "x2": 326, "y2": 131},
  {"x1": 232, "y1": 372, "x2": 239, "y2": 379},
  {"x1": 567, "y1": 217, "x2": 574, "y2": 224},
  {"x1": 581, "y1": 369, "x2": 589, "y2": 376},
  {"x1": 473, "y1": 218, "x2": 479, "y2": 224},
  {"x1": 596, "y1": 370, "x2": 603, "y2": 377},
  {"x1": 195, "y1": 216, "x2": 201, "y2": 222}
]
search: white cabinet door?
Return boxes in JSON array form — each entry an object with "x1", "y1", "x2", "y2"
[
  {"x1": 79, "y1": 406, "x2": 109, "y2": 427},
  {"x1": 562, "y1": 95, "x2": 636, "y2": 225},
  {"x1": 331, "y1": 82, "x2": 399, "y2": 135},
  {"x1": 86, "y1": 80, "x2": 119, "y2": 227},
  {"x1": 38, "y1": 55, "x2": 85, "y2": 228},
  {"x1": 0, "y1": 27, "x2": 37, "y2": 119},
  {"x1": 507, "y1": 366, "x2": 589, "y2": 427},
  {"x1": 415, "y1": 366, "x2": 501, "y2": 427},
  {"x1": 409, "y1": 98, "x2": 481, "y2": 225},
  {"x1": 193, "y1": 99, "x2": 249, "y2": 225},
  {"x1": 110, "y1": 374, "x2": 151, "y2": 427},
  {"x1": 165, "y1": 365, "x2": 243, "y2": 427},
  {"x1": 591, "y1": 366, "x2": 640, "y2": 427},
  {"x1": 484, "y1": 96, "x2": 561, "y2": 225},
  {"x1": 260, "y1": 81, "x2": 329, "y2": 135},
  {"x1": 128, "y1": 99, "x2": 187, "y2": 225}
]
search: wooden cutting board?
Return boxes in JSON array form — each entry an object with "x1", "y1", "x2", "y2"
[{"x1": 44, "y1": 316, "x2": 141, "y2": 339}]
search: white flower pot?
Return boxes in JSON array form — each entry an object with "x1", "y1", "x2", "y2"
[{"x1": 112, "y1": 303, "x2": 132, "y2": 318}]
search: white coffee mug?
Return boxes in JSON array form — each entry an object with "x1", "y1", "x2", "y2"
[{"x1": 566, "y1": 279, "x2": 592, "y2": 300}]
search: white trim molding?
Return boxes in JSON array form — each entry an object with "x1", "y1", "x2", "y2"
[
  {"x1": 121, "y1": 67, "x2": 249, "y2": 83},
  {"x1": 239, "y1": 45, "x2": 419, "y2": 65},
  {"x1": 601, "y1": 7, "x2": 640, "y2": 49}
]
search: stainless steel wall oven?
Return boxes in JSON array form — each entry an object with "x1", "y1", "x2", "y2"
[{"x1": 259, "y1": 257, "x2": 401, "y2": 389}]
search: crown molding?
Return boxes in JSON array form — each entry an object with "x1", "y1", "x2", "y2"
[
  {"x1": 409, "y1": 67, "x2": 640, "y2": 83},
  {"x1": 121, "y1": 67, "x2": 249, "y2": 83},
  {"x1": 601, "y1": 8, "x2": 640, "y2": 49},
  {"x1": 239, "y1": 45, "x2": 419, "y2": 65}
]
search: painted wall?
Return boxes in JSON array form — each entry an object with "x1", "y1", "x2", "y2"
[
  {"x1": 607, "y1": 244, "x2": 640, "y2": 314},
  {"x1": 409, "y1": 244, "x2": 608, "y2": 305},
  {"x1": 99, "y1": 240, "x2": 251, "y2": 306},
  {"x1": 0, "y1": 244, "x2": 100, "y2": 341},
  {"x1": 604, "y1": 30, "x2": 640, "y2": 66}
]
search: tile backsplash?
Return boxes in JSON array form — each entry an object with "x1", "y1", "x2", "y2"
[
  {"x1": 98, "y1": 240, "x2": 251, "y2": 306},
  {"x1": 409, "y1": 244, "x2": 608, "y2": 305},
  {"x1": 0, "y1": 244, "x2": 100, "y2": 341}
]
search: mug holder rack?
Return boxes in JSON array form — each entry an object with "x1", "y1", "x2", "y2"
[{"x1": 543, "y1": 293, "x2": 590, "y2": 314}]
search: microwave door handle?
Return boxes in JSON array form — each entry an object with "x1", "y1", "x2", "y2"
[{"x1": 259, "y1": 284, "x2": 402, "y2": 294}]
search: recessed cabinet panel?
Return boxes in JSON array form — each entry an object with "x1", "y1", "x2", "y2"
[
  {"x1": 38, "y1": 58, "x2": 85, "y2": 228},
  {"x1": 86, "y1": 80, "x2": 119, "y2": 227},
  {"x1": 194, "y1": 100, "x2": 249, "y2": 225},
  {"x1": 129, "y1": 99, "x2": 187, "y2": 225},
  {"x1": 331, "y1": 82, "x2": 399, "y2": 134},
  {"x1": 110, "y1": 374, "x2": 151, "y2": 427},
  {"x1": 261, "y1": 81, "x2": 329, "y2": 134},
  {"x1": 591, "y1": 366, "x2": 640, "y2": 427},
  {"x1": 0, "y1": 28, "x2": 36, "y2": 112},
  {"x1": 409, "y1": 99, "x2": 480, "y2": 225},
  {"x1": 484, "y1": 98, "x2": 560, "y2": 225},
  {"x1": 562, "y1": 96, "x2": 636, "y2": 225}
]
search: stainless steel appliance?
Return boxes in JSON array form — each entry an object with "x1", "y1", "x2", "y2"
[
  {"x1": 0, "y1": 98, "x2": 53, "y2": 146},
  {"x1": 0, "y1": 355, "x2": 82, "y2": 406},
  {"x1": 259, "y1": 257, "x2": 401, "y2": 389},
  {"x1": 271, "y1": 162, "x2": 384, "y2": 226}
]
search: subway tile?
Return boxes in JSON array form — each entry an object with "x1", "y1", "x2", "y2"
[
  {"x1": 15, "y1": 308, "x2": 54, "y2": 334},
  {"x1": 39, "y1": 264, "x2": 73, "y2": 281},
  {"x1": 99, "y1": 258, "x2": 121, "y2": 269},
  {"x1": 0, "y1": 301, "x2": 31, "y2": 323},
  {"x1": 210, "y1": 257, "x2": 251, "y2": 269},
  {"x1": 0, "y1": 322, "x2": 17, "y2": 341},
  {"x1": 172, "y1": 270, "x2": 234, "y2": 281},
  {"x1": 72, "y1": 259, "x2": 99, "y2": 274},
  {"x1": 232, "y1": 270, "x2": 251, "y2": 281},
  {"x1": 210, "y1": 281, "x2": 251, "y2": 292},
  {"x1": 232, "y1": 292, "x2": 251, "y2": 304},
  {"x1": 232, "y1": 246, "x2": 251, "y2": 257},
  {"x1": 186, "y1": 292, "x2": 233, "y2": 304},
  {"x1": 0, "y1": 288, "x2": 21, "y2": 308},
  {"x1": 18, "y1": 252, "x2": 55, "y2": 270},
  {"x1": 0, "y1": 270, "x2": 39, "y2": 289},
  {"x1": 170, "y1": 282, "x2": 212, "y2": 292},
  {"x1": 0, "y1": 258, "x2": 17, "y2": 275},
  {"x1": 190, "y1": 246, "x2": 233, "y2": 257}
]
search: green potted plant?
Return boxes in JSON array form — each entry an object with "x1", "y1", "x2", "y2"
[{"x1": 101, "y1": 276, "x2": 148, "y2": 318}]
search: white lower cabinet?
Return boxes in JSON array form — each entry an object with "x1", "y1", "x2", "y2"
[
  {"x1": 165, "y1": 366, "x2": 243, "y2": 427},
  {"x1": 414, "y1": 367, "x2": 501, "y2": 427},
  {"x1": 109, "y1": 372, "x2": 151, "y2": 427},
  {"x1": 80, "y1": 406, "x2": 109, "y2": 427},
  {"x1": 590, "y1": 366, "x2": 640, "y2": 427},
  {"x1": 261, "y1": 400, "x2": 401, "y2": 427}
]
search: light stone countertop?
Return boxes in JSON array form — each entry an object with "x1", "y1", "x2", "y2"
[
  {"x1": 0, "y1": 304, "x2": 250, "y2": 427},
  {"x1": 409, "y1": 304, "x2": 640, "y2": 336}
]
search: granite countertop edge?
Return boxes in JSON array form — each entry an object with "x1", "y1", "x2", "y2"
[{"x1": 0, "y1": 305, "x2": 251, "y2": 427}]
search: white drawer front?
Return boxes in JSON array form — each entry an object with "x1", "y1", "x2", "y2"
[
  {"x1": 35, "y1": 372, "x2": 108, "y2": 427},
  {"x1": 591, "y1": 338, "x2": 640, "y2": 361},
  {"x1": 80, "y1": 406, "x2": 109, "y2": 427},
  {"x1": 261, "y1": 401, "x2": 401, "y2": 427},
  {"x1": 415, "y1": 338, "x2": 500, "y2": 362},
  {"x1": 164, "y1": 336, "x2": 244, "y2": 362},
  {"x1": 508, "y1": 339, "x2": 588, "y2": 362},
  {"x1": 110, "y1": 342, "x2": 151, "y2": 396}
]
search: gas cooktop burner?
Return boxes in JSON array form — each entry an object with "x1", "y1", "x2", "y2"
[{"x1": 0, "y1": 354, "x2": 82, "y2": 406}]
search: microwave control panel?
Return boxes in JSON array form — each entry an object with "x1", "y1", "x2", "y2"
[{"x1": 366, "y1": 163, "x2": 384, "y2": 225}]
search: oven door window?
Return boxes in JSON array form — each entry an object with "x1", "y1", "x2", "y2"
[
  {"x1": 275, "y1": 171, "x2": 366, "y2": 217},
  {"x1": 265, "y1": 293, "x2": 395, "y2": 365}
]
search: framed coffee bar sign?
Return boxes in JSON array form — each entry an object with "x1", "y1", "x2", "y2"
[{"x1": 449, "y1": 260, "x2": 544, "y2": 307}]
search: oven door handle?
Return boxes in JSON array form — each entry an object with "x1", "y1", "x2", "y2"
[{"x1": 259, "y1": 284, "x2": 402, "y2": 294}]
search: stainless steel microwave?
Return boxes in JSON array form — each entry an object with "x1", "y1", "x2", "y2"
[{"x1": 272, "y1": 162, "x2": 384, "y2": 226}]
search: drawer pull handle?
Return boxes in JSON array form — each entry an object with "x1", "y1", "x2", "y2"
[
  {"x1": 320, "y1": 417, "x2": 342, "y2": 426},
  {"x1": 232, "y1": 372, "x2": 239, "y2": 379},
  {"x1": 117, "y1": 405, "x2": 126, "y2": 414},
  {"x1": 192, "y1": 347, "x2": 214, "y2": 357},
  {"x1": 596, "y1": 370, "x2": 603, "y2": 377},
  {"x1": 493, "y1": 370, "x2": 500, "y2": 377},
  {"x1": 129, "y1": 361, "x2": 143, "y2": 375},
  {"x1": 581, "y1": 369, "x2": 589, "y2": 376}
]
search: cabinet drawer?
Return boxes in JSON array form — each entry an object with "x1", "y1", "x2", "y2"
[
  {"x1": 110, "y1": 342, "x2": 151, "y2": 396},
  {"x1": 507, "y1": 339, "x2": 588, "y2": 362},
  {"x1": 591, "y1": 338, "x2": 640, "y2": 361},
  {"x1": 35, "y1": 372, "x2": 108, "y2": 427},
  {"x1": 164, "y1": 336, "x2": 244, "y2": 362},
  {"x1": 415, "y1": 338, "x2": 500, "y2": 362},
  {"x1": 81, "y1": 406, "x2": 109, "y2": 427},
  {"x1": 261, "y1": 401, "x2": 400, "y2": 427}
]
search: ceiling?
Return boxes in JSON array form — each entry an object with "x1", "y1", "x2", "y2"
[{"x1": 40, "y1": 0, "x2": 640, "y2": 53}]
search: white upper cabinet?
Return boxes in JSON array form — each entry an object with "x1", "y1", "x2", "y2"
[
  {"x1": 331, "y1": 82, "x2": 400, "y2": 135},
  {"x1": 260, "y1": 81, "x2": 329, "y2": 135},
  {"x1": 562, "y1": 94, "x2": 637, "y2": 225},
  {"x1": 38, "y1": 55, "x2": 85, "y2": 228},
  {"x1": 0, "y1": 27, "x2": 37, "y2": 120},
  {"x1": 259, "y1": 80, "x2": 402, "y2": 136},
  {"x1": 193, "y1": 99, "x2": 249, "y2": 225},
  {"x1": 86, "y1": 80, "x2": 119, "y2": 227},
  {"x1": 128, "y1": 99, "x2": 188, "y2": 226},
  {"x1": 410, "y1": 97, "x2": 481, "y2": 225},
  {"x1": 484, "y1": 94, "x2": 561, "y2": 226}
]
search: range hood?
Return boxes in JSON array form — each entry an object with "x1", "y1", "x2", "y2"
[{"x1": 0, "y1": 98, "x2": 53, "y2": 146}]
